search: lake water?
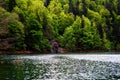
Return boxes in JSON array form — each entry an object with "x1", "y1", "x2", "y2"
[{"x1": 0, "y1": 52, "x2": 120, "y2": 80}]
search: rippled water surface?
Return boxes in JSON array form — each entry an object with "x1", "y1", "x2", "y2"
[{"x1": 0, "y1": 52, "x2": 120, "y2": 80}]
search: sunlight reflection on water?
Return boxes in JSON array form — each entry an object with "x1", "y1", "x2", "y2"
[{"x1": 0, "y1": 53, "x2": 120, "y2": 80}]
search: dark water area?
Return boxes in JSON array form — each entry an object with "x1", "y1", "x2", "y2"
[{"x1": 0, "y1": 52, "x2": 120, "y2": 80}]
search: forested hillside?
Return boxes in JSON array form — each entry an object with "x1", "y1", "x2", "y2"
[{"x1": 0, "y1": 0, "x2": 120, "y2": 52}]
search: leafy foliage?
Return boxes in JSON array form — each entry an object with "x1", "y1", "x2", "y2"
[
  {"x1": 0, "y1": 0, "x2": 120, "y2": 52},
  {"x1": 0, "y1": 7, "x2": 25, "y2": 50}
]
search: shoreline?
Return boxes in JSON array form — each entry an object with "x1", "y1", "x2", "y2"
[{"x1": 0, "y1": 50, "x2": 120, "y2": 54}]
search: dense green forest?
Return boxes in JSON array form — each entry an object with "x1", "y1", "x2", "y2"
[{"x1": 0, "y1": 0, "x2": 120, "y2": 52}]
